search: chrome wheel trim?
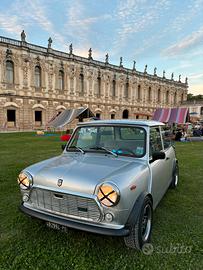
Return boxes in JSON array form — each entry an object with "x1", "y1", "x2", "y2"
[
  {"x1": 175, "y1": 173, "x2": 178, "y2": 186},
  {"x1": 141, "y1": 204, "x2": 152, "y2": 242}
]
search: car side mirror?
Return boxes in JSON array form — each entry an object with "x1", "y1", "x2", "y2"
[
  {"x1": 61, "y1": 144, "x2": 66, "y2": 151},
  {"x1": 152, "y1": 151, "x2": 165, "y2": 161}
]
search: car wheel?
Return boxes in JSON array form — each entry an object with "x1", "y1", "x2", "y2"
[
  {"x1": 124, "y1": 197, "x2": 153, "y2": 250},
  {"x1": 170, "y1": 163, "x2": 179, "y2": 189}
]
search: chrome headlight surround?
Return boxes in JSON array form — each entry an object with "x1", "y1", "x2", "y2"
[
  {"x1": 97, "y1": 182, "x2": 120, "y2": 207},
  {"x1": 17, "y1": 171, "x2": 33, "y2": 190}
]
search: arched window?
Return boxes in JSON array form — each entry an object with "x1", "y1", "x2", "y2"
[
  {"x1": 174, "y1": 92, "x2": 177, "y2": 104},
  {"x1": 112, "y1": 79, "x2": 116, "y2": 97},
  {"x1": 35, "y1": 66, "x2": 41, "y2": 88},
  {"x1": 58, "y1": 70, "x2": 64, "y2": 90},
  {"x1": 122, "y1": 109, "x2": 129, "y2": 119},
  {"x1": 148, "y1": 87, "x2": 151, "y2": 101},
  {"x1": 158, "y1": 89, "x2": 161, "y2": 102},
  {"x1": 6, "y1": 60, "x2": 14, "y2": 84},
  {"x1": 79, "y1": 73, "x2": 84, "y2": 94},
  {"x1": 124, "y1": 82, "x2": 129, "y2": 98},
  {"x1": 97, "y1": 76, "x2": 101, "y2": 96},
  {"x1": 138, "y1": 85, "x2": 141, "y2": 100}
]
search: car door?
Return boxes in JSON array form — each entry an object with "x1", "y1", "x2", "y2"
[
  {"x1": 161, "y1": 127, "x2": 176, "y2": 188},
  {"x1": 149, "y1": 126, "x2": 171, "y2": 207}
]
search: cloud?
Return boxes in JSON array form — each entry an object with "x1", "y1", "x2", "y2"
[
  {"x1": 189, "y1": 73, "x2": 203, "y2": 80},
  {"x1": 162, "y1": 25, "x2": 203, "y2": 56},
  {"x1": 64, "y1": 0, "x2": 110, "y2": 59},
  {"x1": 0, "y1": 14, "x2": 24, "y2": 35},
  {"x1": 112, "y1": 0, "x2": 171, "y2": 55},
  {"x1": 0, "y1": 0, "x2": 65, "y2": 46},
  {"x1": 165, "y1": 0, "x2": 203, "y2": 32}
]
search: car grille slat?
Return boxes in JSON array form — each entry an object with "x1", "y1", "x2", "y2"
[{"x1": 30, "y1": 188, "x2": 101, "y2": 222}]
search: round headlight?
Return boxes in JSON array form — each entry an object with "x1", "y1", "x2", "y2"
[
  {"x1": 97, "y1": 182, "x2": 120, "y2": 207},
  {"x1": 17, "y1": 172, "x2": 33, "y2": 190}
]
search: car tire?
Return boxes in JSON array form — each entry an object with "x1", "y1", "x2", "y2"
[
  {"x1": 124, "y1": 197, "x2": 153, "y2": 250},
  {"x1": 170, "y1": 163, "x2": 179, "y2": 189}
]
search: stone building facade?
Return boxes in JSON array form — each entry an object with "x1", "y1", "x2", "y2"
[{"x1": 0, "y1": 34, "x2": 188, "y2": 131}]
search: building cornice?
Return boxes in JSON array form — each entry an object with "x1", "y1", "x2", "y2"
[{"x1": 0, "y1": 35, "x2": 188, "y2": 89}]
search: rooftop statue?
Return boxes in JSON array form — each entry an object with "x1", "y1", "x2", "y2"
[
  {"x1": 132, "y1": 61, "x2": 136, "y2": 71},
  {"x1": 48, "y1": 37, "x2": 52, "y2": 49},
  {"x1": 120, "y1": 57, "x2": 123, "y2": 67},
  {"x1": 69, "y1": 43, "x2": 73, "y2": 55},
  {"x1": 88, "y1": 48, "x2": 93, "y2": 60},
  {"x1": 105, "y1": 53, "x2": 109, "y2": 64},
  {"x1": 21, "y1": 30, "x2": 26, "y2": 42}
]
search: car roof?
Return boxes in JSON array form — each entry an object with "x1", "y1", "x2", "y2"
[{"x1": 78, "y1": 119, "x2": 165, "y2": 127}]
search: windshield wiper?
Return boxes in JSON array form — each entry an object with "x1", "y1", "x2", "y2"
[
  {"x1": 67, "y1": 146, "x2": 85, "y2": 154},
  {"x1": 90, "y1": 146, "x2": 118, "y2": 157}
]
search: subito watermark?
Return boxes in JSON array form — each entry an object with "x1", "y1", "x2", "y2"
[{"x1": 142, "y1": 243, "x2": 192, "y2": 255}]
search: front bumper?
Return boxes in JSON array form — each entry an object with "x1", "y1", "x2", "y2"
[{"x1": 20, "y1": 204, "x2": 129, "y2": 237}]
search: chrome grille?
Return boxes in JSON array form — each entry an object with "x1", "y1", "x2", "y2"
[{"x1": 30, "y1": 188, "x2": 101, "y2": 222}]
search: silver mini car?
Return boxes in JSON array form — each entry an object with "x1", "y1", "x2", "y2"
[{"x1": 18, "y1": 120, "x2": 179, "y2": 249}]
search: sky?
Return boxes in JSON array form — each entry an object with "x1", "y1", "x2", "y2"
[{"x1": 0, "y1": 0, "x2": 203, "y2": 95}]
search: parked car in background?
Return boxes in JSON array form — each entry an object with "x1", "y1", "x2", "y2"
[{"x1": 18, "y1": 120, "x2": 179, "y2": 250}]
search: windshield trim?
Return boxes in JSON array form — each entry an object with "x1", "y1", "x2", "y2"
[{"x1": 66, "y1": 124, "x2": 147, "y2": 158}]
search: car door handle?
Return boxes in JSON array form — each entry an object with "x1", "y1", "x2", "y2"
[{"x1": 166, "y1": 157, "x2": 170, "y2": 160}]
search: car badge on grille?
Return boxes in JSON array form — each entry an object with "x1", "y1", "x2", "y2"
[{"x1": 57, "y1": 179, "x2": 63, "y2": 187}]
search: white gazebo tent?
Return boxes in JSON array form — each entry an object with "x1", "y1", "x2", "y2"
[{"x1": 47, "y1": 107, "x2": 95, "y2": 129}]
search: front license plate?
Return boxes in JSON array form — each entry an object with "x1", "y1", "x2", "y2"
[{"x1": 46, "y1": 221, "x2": 68, "y2": 232}]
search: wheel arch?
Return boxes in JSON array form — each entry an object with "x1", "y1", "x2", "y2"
[{"x1": 125, "y1": 192, "x2": 153, "y2": 228}]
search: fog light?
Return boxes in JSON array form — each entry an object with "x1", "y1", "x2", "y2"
[
  {"x1": 23, "y1": 194, "x2": 29, "y2": 202},
  {"x1": 105, "y1": 213, "x2": 113, "y2": 222}
]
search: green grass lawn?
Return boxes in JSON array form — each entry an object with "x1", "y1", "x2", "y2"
[{"x1": 0, "y1": 133, "x2": 202, "y2": 270}]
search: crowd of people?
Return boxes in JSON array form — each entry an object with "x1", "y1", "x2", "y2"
[{"x1": 173, "y1": 123, "x2": 203, "y2": 141}]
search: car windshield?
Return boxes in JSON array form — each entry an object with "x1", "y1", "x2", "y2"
[{"x1": 67, "y1": 125, "x2": 146, "y2": 158}]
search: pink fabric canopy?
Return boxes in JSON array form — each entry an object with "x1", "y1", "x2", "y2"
[{"x1": 153, "y1": 108, "x2": 189, "y2": 124}]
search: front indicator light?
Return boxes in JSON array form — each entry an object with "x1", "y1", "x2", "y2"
[
  {"x1": 23, "y1": 194, "x2": 30, "y2": 202},
  {"x1": 97, "y1": 183, "x2": 120, "y2": 207},
  {"x1": 17, "y1": 172, "x2": 33, "y2": 190},
  {"x1": 105, "y1": 213, "x2": 113, "y2": 222}
]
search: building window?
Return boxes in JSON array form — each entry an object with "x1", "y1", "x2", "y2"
[
  {"x1": 148, "y1": 87, "x2": 151, "y2": 101},
  {"x1": 122, "y1": 109, "x2": 129, "y2": 119},
  {"x1": 79, "y1": 73, "x2": 84, "y2": 95},
  {"x1": 124, "y1": 82, "x2": 129, "y2": 98},
  {"x1": 158, "y1": 89, "x2": 161, "y2": 102},
  {"x1": 166, "y1": 90, "x2": 169, "y2": 103},
  {"x1": 138, "y1": 85, "x2": 141, "y2": 100},
  {"x1": 97, "y1": 76, "x2": 101, "y2": 96},
  {"x1": 174, "y1": 92, "x2": 177, "y2": 104},
  {"x1": 35, "y1": 66, "x2": 41, "y2": 88},
  {"x1": 7, "y1": 109, "x2": 16, "y2": 122},
  {"x1": 96, "y1": 113, "x2": 101, "y2": 119},
  {"x1": 112, "y1": 79, "x2": 116, "y2": 97},
  {"x1": 58, "y1": 70, "x2": 64, "y2": 90},
  {"x1": 35, "y1": 111, "x2": 42, "y2": 125},
  {"x1": 111, "y1": 114, "x2": 115, "y2": 119},
  {"x1": 6, "y1": 60, "x2": 14, "y2": 84}
]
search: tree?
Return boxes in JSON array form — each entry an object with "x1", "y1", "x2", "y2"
[{"x1": 187, "y1": 94, "x2": 203, "y2": 101}]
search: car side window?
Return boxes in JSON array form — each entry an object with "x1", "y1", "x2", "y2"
[
  {"x1": 161, "y1": 128, "x2": 172, "y2": 150},
  {"x1": 149, "y1": 127, "x2": 163, "y2": 157}
]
